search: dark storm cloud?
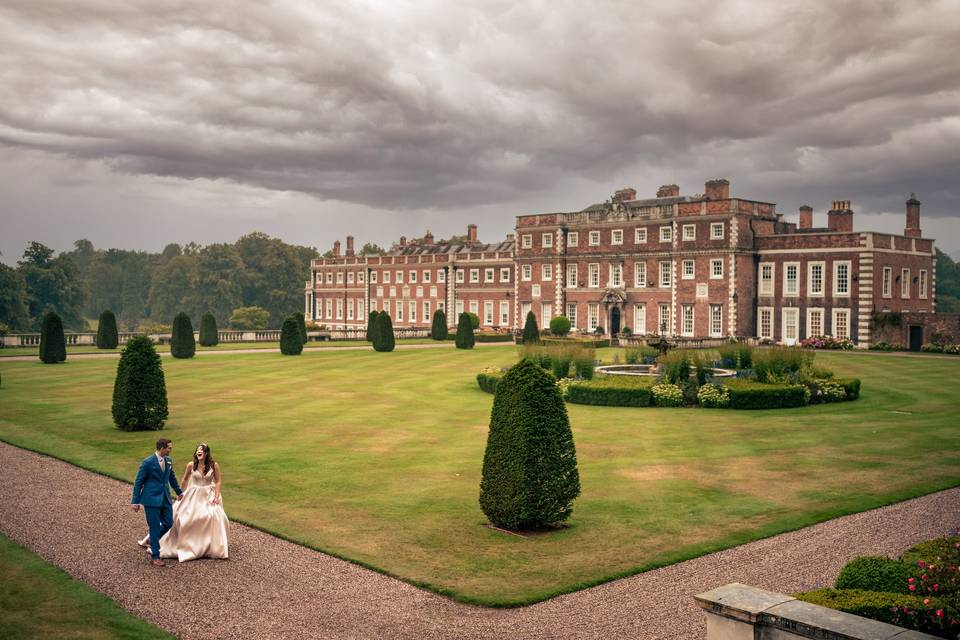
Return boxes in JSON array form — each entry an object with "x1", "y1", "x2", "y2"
[{"x1": 0, "y1": 0, "x2": 959, "y2": 218}]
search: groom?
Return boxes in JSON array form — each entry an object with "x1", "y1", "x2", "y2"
[{"x1": 131, "y1": 438, "x2": 183, "y2": 567}]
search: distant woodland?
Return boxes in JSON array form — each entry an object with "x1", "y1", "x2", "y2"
[{"x1": 0, "y1": 233, "x2": 319, "y2": 332}]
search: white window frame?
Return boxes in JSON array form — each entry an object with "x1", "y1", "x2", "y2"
[
  {"x1": 422, "y1": 270, "x2": 431, "y2": 283},
  {"x1": 484, "y1": 268, "x2": 495, "y2": 283},
  {"x1": 709, "y1": 304, "x2": 723, "y2": 337},
  {"x1": 370, "y1": 271, "x2": 378, "y2": 284},
  {"x1": 541, "y1": 303, "x2": 553, "y2": 325},
  {"x1": 710, "y1": 259, "x2": 724, "y2": 279},
  {"x1": 455, "y1": 269, "x2": 464, "y2": 283},
  {"x1": 500, "y1": 267, "x2": 511, "y2": 282},
  {"x1": 336, "y1": 298, "x2": 343, "y2": 320},
  {"x1": 382, "y1": 270, "x2": 390, "y2": 284},
  {"x1": 347, "y1": 271, "x2": 355, "y2": 285},
  {"x1": 389, "y1": 286, "x2": 396, "y2": 298},
  {"x1": 783, "y1": 262, "x2": 800, "y2": 297},
  {"x1": 566, "y1": 303, "x2": 577, "y2": 327},
  {"x1": 759, "y1": 262, "x2": 775, "y2": 296},
  {"x1": 589, "y1": 230, "x2": 600, "y2": 246},
  {"x1": 423, "y1": 300, "x2": 431, "y2": 321},
  {"x1": 588, "y1": 303, "x2": 599, "y2": 330},
  {"x1": 588, "y1": 263, "x2": 600, "y2": 288},
  {"x1": 806, "y1": 307, "x2": 824, "y2": 338},
  {"x1": 484, "y1": 301, "x2": 494, "y2": 325},
  {"x1": 610, "y1": 263, "x2": 623, "y2": 288},
  {"x1": 521, "y1": 264, "x2": 532, "y2": 281},
  {"x1": 757, "y1": 306, "x2": 774, "y2": 340},
  {"x1": 376, "y1": 286, "x2": 384, "y2": 298},
  {"x1": 470, "y1": 268, "x2": 480, "y2": 284},
  {"x1": 396, "y1": 270, "x2": 403, "y2": 284},
  {"x1": 681, "y1": 304, "x2": 694, "y2": 337},
  {"x1": 660, "y1": 226, "x2": 672, "y2": 243},
  {"x1": 409, "y1": 270, "x2": 417, "y2": 283},
  {"x1": 633, "y1": 303, "x2": 646, "y2": 335},
  {"x1": 567, "y1": 231, "x2": 579, "y2": 247},
  {"x1": 532, "y1": 284, "x2": 541, "y2": 298},
  {"x1": 634, "y1": 262, "x2": 646, "y2": 288},
  {"x1": 409, "y1": 300, "x2": 417, "y2": 323},
  {"x1": 919, "y1": 269, "x2": 927, "y2": 299},
  {"x1": 566, "y1": 263, "x2": 578, "y2": 288},
  {"x1": 326, "y1": 272, "x2": 333, "y2": 284},
  {"x1": 710, "y1": 222, "x2": 724, "y2": 239},
  {"x1": 542, "y1": 232, "x2": 554, "y2": 248},
  {"x1": 469, "y1": 300, "x2": 479, "y2": 316},
  {"x1": 429, "y1": 285, "x2": 437, "y2": 298},
  {"x1": 416, "y1": 286, "x2": 423, "y2": 298},
  {"x1": 901, "y1": 268, "x2": 910, "y2": 298},
  {"x1": 499, "y1": 301, "x2": 509, "y2": 326},
  {"x1": 456, "y1": 300, "x2": 464, "y2": 317},
  {"x1": 347, "y1": 299, "x2": 354, "y2": 320},
  {"x1": 358, "y1": 300, "x2": 364, "y2": 317},
  {"x1": 612, "y1": 229, "x2": 623, "y2": 245},
  {"x1": 520, "y1": 302, "x2": 531, "y2": 325},
  {"x1": 658, "y1": 303, "x2": 672, "y2": 336},
  {"x1": 682, "y1": 224, "x2": 696, "y2": 241},
  {"x1": 635, "y1": 227, "x2": 647, "y2": 243},
  {"x1": 882, "y1": 266, "x2": 892, "y2": 298},
  {"x1": 437, "y1": 269, "x2": 446, "y2": 283},
  {"x1": 324, "y1": 299, "x2": 332, "y2": 319},
  {"x1": 542, "y1": 264, "x2": 553, "y2": 281},
  {"x1": 833, "y1": 261, "x2": 851, "y2": 297},
  {"x1": 832, "y1": 308, "x2": 850, "y2": 339},
  {"x1": 782, "y1": 307, "x2": 799, "y2": 344},
  {"x1": 808, "y1": 262, "x2": 824, "y2": 297},
  {"x1": 659, "y1": 261, "x2": 672, "y2": 288},
  {"x1": 682, "y1": 259, "x2": 695, "y2": 280},
  {"x1": 521, "y1": 234, "x2": 532, "y2": 249},
  {"x1": 337, "y1": 272, "x2": 344, "y2": 284}
]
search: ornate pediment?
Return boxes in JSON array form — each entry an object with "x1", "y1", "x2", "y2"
[{"x1": 600, "y1": 288, "x2": 627, "y2": 305}]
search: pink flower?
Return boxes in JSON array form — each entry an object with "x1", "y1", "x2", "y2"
[
  {"x1": 908, "y1": 577, "x2": 915, "y2": 583},
  {"x1": 909, "y1": 585, "x2": 916, "y2": 591},
  {"x1": 936, "y1": 609, "x2": 944, "y2": 618},
  {"x1": 919, "y1": 560, "x2": 927, "y2": 568},
  {"x1": 923, "y1": 598, "x2": 930, "y2": 605},
  {"x1": 933, "y1": 583, "x2": 939, "y2": 591}
]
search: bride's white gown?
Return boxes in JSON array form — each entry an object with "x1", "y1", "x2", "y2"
[{"x1": 138, "y1": 467, "x2": 229, "y2": 562}]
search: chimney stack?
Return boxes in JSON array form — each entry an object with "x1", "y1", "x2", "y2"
[
  {"x1": 704, "y1": 179, "x2": 730, "y2": 200},
  {"x1": 827, "y1": 200, "x2": 854, "y2": 233},
  {"x1": 656, "y1": 184, "x2": 680, "y2": 198},
  {"x1": 467, "y1": 224, "x2": 478, "y2": 244},
  {"x1": 798, "y1": 205, "x2": 813, "y2": 229},
  {"x1": 905, "y1": 193, "x2": 922, "y2": 238},
  {"x1": 345, "y1": 235, "x2": 354, "y2": 256},
  {"x1": 399, "y1": 236, "x2": 406, "y2": 247},
  {"x1": 423, "y1": 230, "x2": 434, "y2": 245},
  {"x1": 613, "y1": 187, "x2": 637, "y2": 203},
  {"x1": 333, "y1": 240, "x2": 341, "y2": 257},
  {"x1": 506, "y1": 232, "x2": 515, "y2": 242}
]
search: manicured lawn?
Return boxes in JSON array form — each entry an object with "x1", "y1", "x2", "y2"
[
  {"x1": 0, "y1": 348, "x2": 957, "y2": 605},
  {"x1": 0, "y1": 533, "x2": 173, "y2": 639}
]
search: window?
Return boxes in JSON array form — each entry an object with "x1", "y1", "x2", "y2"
[
  {"x1": 347, "y1": 299, "x2": 354, "y2": 320},
  {"x1": 396, "y1": 300, "x2": 403, "y2": 321},
  {"x1": 542, "y1": 232, "x2": 553, "y2": 248},
  {"x1": 437, "y1": 269, "x2": 446, "y2": 283},
  {"x1": 882, "y1": 267, "x2": 892, "y2": 297},
  {"x1": 326, "y1": 272, "x2": 333, "y2": 284},
  {"x1": 711, "y1": 223, "x2": 724, "y2": 239},
  {"x1": 423, "y1": 300, "x2": 431, "y2": 321},
  {"x1": 682, "y1": 224, "x2": 696, "y2": 241},
  {"x1": 542, "y1": 264, "x2": 553, "y2": 281},
  {"x1": 402, "y1": 286, "x2": 410, "y2": 299},
  {"x1": 919, "y1": 270, "x2": 927, "y2": 299},
  {"x1": 521, "y1": 264, "x2": 532, "y2": 281},
  {"x1": 588, "y1": 263, "x2": 600, "y2": 288},
  {"x1": 658, "y1": 304, "x2": 672, "y2": 335},
  {"x1": 806, "y1": 308, "x2": 824, "y2": 338},
  {"x1": 370, "y1": 299, "x2": 377, "y2": 312},
  {"x1": 337, "y1": 272, "x2": 344, "y2": 284},
  {"x1": 422, "y1": 270, "x2": 431, "y2": 283},
  {"x1": 376, "y1": 286, "x2": 384, "y2": 298},
  {"x1": 609, "y1": 263, "x2": 622, "y2": 287},
  {"x1": 809, "y1": 262, "x2": 824, "y2": 296},
  {"x1": 660, "y1": 226, "x2": 672, "y2": 242},
  {"x1": 612, "y1": 229, "x2": 623, "y2": 245},
  {"x1": 634, "y1": 262, "x2": 647, "y2": 287},
  {"x1": 520, "y1": 302, "x2": 530, "y2": 324},
  {"x1": 370, "y1": 271, "x2": 378, "y2": 283},
  {"x1": 681, "y1": 305, "x2": 694, "y2": 336},
  {"x1": 347, "y1": 271, "x2": 355, "y2": 284},
  {"x1": 484, "y1": 301, "x2": 493, "y2": 325},
  {"x1": 566, "y1": 303, "x2": 577, "y2": 327},
  {"x1": 469, "y1": 300, "x2": 479, "y2": 315},
  {"x1": 567, "y1": 263, "x2": 578, "y2": 287},
  {"x1": 834, "y1": 261, "x2": 851, "y2": 296},
  {"x1": 358, "y1": 300, "x2": 364, "y2": 317},
  {"x1": 470, "y1": 269, "x2": 479, "y2": 283},
  {"x1": 659, "y1": 261, "x2": 672, "y2": 288},
  {"x1": 682, "y1": 260, "x2": 695, "y2": 280},
  {"x1": 357, "y1": 271, "x2": 365, "y2": 284},
  {"x1": 784, "y1": 262, "x2": 799, "y2": 296},
  {"x1": 455, "y1": 269, "x2": 464, "y2": 283},
  {"x1": 709, "y1": 304, "x2": 723, "y2": 337},
  {"x1": 635, "y1": 228, "x2": 647, "y2": 243},
  {"x1": 500, "y1": 301, "x2": 509, "y2": 326},
  {"x1": 782, "y1": 308, "x2": 799, "y2": 344},
  {"x1": 567, "y1": 232, "x2": 579, "y2": 247},
  {"x1": 396, "y1": 271, "x2": 403, "y2": 284},
  {"x1": 336, "y1": 299, "x2": 343, "y2": 319},
  {"x1": 325, "y1": 299, "x2": 332, "y2": 319},
  {"x1": 500, "y1": 267, "x2": 510, "y2": 282},
  {"x1": 588, "y1": 303, "x2": 599, "y2": 330},
  {"x1": 409, "y1": 270, "x2": 417, "y2": 283},
  {"x1": 456, "y1": 300, "x2": 464, "y2": 317},
  {"x1": 833, "y1": 308, "x2": 850, "y2": 339},
  {"x1": 430, "y1": 285, "x2": 437, "y2": 298},
  {"x1": 389, "y1": 286, "x2": 396, "y2": 298},
  {"x1": 633, "y1": 304, "x2": 646, "y2": 335},
  {"x1": 589, "y1": 231, "x2": 600, "y2": 246},
  {"x1": 437, "y1": 301, "x2": 444, "y2": 312},
  {"x1": 532, "y1": 284, "x2": 541, "y2": 297},
  {"x1": 659, "y1": 204, "x2": 673, "y2": 217},
  {"x1": 416, "y1": 286, "x2": 423, "y2": 298},
  {"x1": 759, "y1": 263, "x2": 774, "y2": 296},
  {"x1": 409, "y1": 300, "x2": 417, "y2": 323},
  {"x1": 758, "y1": 307, "x2": 773, "y2": 339},
  {"x1": 521, "y1": 234, "x2": 532, "y2": 249},
  {"x1": 542, "y1": 303, "x2": 553, "y2": 325},
  {"x1": 901, "y1": 268, "x2": 910, "y2": 298},
  {"x1": 710, "y1": 259, "x2": 724, "y2": 279},
  {"x1": 484, "y1": 268, "x2": 494, "y2": 283},
  {"x1": 383, "y1": 270, "x2": 390, "y2": 284}
]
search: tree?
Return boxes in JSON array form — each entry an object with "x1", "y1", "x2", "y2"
[
  {"x1": 235, "y1": 232, "x2": 316, "y2": 328},
  {"x1": 360, "y1": 243, "x2": 387, "y2": 256},
  {"x1": 522, "y1": 311, "x2": 540, "y2": 344},
  {"x1": 280, "y1": 315, "x2": 303, "y2": 355},
  {"x1": 199, "y1": 313, "x2": 219, "y2": 347},
  {"x1": 147, "y1": 254, "x2": 197, "y2": 323},
  {"x1": 479, "y1": 359, "x2": 580, "y2": 530},
  {"x1": 294, "y1": 311, "x2": 308, "y2": 344},
  {"x1": 228, "y1": 306, "x2": 270, "y2": 330},
  {"x1": 455, "y1": 312, "x2": 475, "y2": 349},
  {"x1": 187, "y1": 243, "x2": 244, "y2": 326},
  {"x1": 96, "y1": 310, "x2": 119, "y2": 349},
  {"x1": 18, "y1": 242, "x2": 85, "y2": 330},
  {"x1": 170, "y1": 312, "x2": 196, "y2": 359},
  {"x1": 549, "y1": 315, "x2": 571, "y2": 337},
  {"x1": 366, "y1": 310, "x2": 377, "y2": 341},
  {"x1": 0, "y1": 263, "x2": 30, "y2": 331},
  {"x1": 431, "y1": 308, "x2": 448, "y2": 340},
  {"x1": 112, "y1": 336, "x2": 168, "y2": 431},
  {"x1": 373, "y1": 311, "x2": 395, "y2": 352},
  {"x1": 39, "y1": 310, "x2": 66, "y2": 364}
]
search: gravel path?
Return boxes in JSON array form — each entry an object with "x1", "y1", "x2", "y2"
[{"x1": 1, "y1": 441, "x2": 957, "y2": 640}]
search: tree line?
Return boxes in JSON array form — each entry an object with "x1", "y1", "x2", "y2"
[{"x1": 0, "y1": 232, "x2": 318, "y2": 332}]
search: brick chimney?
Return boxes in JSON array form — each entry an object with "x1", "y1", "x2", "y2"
[
  {"x1": 613, "y1": 188, "x2": 637, "y2": 203},
  {"x1": 345, "y1": 235, "x2": 354, "y2": 256},
  {"x1": 332, "y1": 240, "x2": 341, "y2": 257},
  {"x1": 423, "y1": 230, "x2": 434, "y2": 245},
  {"x1": 656, "y1": 184, "x2": 680, "y2": 198},
  {"x1": 827, "y1": 200, "x2": 854, "y2": 232},
  {"x1": 798, "y1": 205, "x2": 813, "y2": 229},
  {"x1": 704, "y1": 179, "x2": 730, "y2": 200},
  {"x1": 467, "y1": 224, "x2": 478, "y2": 244},
  {"x1": 905, "y1": 193, "x2": 922, "y2": 238}
]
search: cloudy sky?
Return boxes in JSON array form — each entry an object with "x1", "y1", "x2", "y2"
[{"x1": 2, "y1": 0, "x2": 959, "y2": 264}]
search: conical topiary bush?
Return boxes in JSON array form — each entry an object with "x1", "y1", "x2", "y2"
[
  {"x1": 431, "y1": 308, "x2": 448, "y2": 341},
  {"x1": 39, "y1": 310, "x2": 66, "y2": 364},
  {"x1": 280, "y1": 315, "x2": 303, "y2": 355},
  {"x1": 96, "y1": 310, "x2": 119, "y2": 349},
  {"x1": 199, "y1": 313, "x2": 219, "y2": 347},
  {"x1": 170, "y1": 312, "x2": 195, "y2": 359},
  {"x1": 455, "y1": 312, "x2": 474, "y2": 349},
  {"x1": 373, "y1": 310, "x2": 395, "y2": 352},
  {"x1": 522, "y1": 310, "x2": 540, "y2": 345},
  {"x1": 366, "y1": 310, "x2": 378, "y2": 342},
  {"x1": 112, "y1": 335, "x2": 168, "y2": 431}
]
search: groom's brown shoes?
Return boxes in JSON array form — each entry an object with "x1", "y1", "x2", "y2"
[{"x1": 150, "y1": 559, "x2": 165, "y2": 567}]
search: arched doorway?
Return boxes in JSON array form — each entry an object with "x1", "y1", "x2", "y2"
[{"x1": 610, "y1": 307, "x2": 621, "y2": 336}]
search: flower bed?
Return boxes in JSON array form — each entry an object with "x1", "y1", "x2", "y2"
[{"x1": 800, "y1": 335, "x2": 855, "y2": 350}]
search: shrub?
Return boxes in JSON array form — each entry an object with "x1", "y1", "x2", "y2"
[
  {"x1": 39, "y1": 310, "x2": 66, "y2": 364},
  {"x1": 724, "y1": 379, "x2": 809, "y2": 409},
  {"x1": 800, "y1": 335, "x2": 855, "y2": 350},
  {"x1": 549, "y1": 316, "x2": 571, "y2": 337},
  {"x1": 551, "y1": 352, "x2": 572, "y2": 379},
  {"x1": 795, "y1": 589, "x2": 958, "y2": 637},
  {"x1": 717, "y1": 342, "x2": 753, "y2": 369},
  {"x1": 752, "y1": 347, "x2": 812, "y2": 383},
  {"x1": 294, "y1": 311, "x2": 308, "y2": 344},
  {"x1": 112, "y1": 336, "x2": 168, "y2": 431},
  {"x1": 0, "y1": 322, "x2": 9, "y2": 336},
  {"x1": 651, "y1": 383, "x2": 684, "y2": 407},
  {"x1": 95, "y1": 310, "x2": 119, "y2": 349},
  {"x1": 625, "y1": 346, "x2": 658, "y2": 364},
  {"x1": 373, "y1": 311, "x2": 395, "y2": 352},
  {"x1": 522, "y1": 311, "x2": 540, "y2": 344},
  {"x1": 466, "y1": 312, "x2": 480, "y2": 330},
  {"x1": 835, "y1": 556, "x2": 914, "y2": 593},
  {"x1": 479, "y1": 359, "x2": 580, "y2": 530},
  {"x1": 475, "y1": 332, "x2": 513, "y2": 342},
  {"x1": 455, "y1": 312, "x2": 475, "y2": 349},
  {"x1": 198, "y1": 313, "x2": 218, "y2": 347},
  {"x1": 657, "y1": 350, "x2": 691, "y2": 384},
  {"x1": 476, "y1": 367, "x2": 503, "y2": 394},
  {"x1": 567, "y1": 377, "x2": 653, "y2": 407},
  {"x1": 869, "y1": 342, "x2": 898, "y2": 351},
  {"x1": 170, "y1": 312, "x2": 196, "y2": 359},
  {"x1": 900, "y1": 537, "x2": 959, "y2": 570},
  {"x1": 228, "y1": 306, "x2": 269, "y2": 330},
  {"x1": 697, "y1": 384, "x2": 730, "y2": 408},
  {"x1": 574, "y1": 353, "x2": 594, "y2": 380},
  {"x1": 431, "y1": 309, "x2": 448, "y2": 341},
  {"x1": 900, "y1": 534, "x2": 960, "y2": 603},
  {"x1": 279, "y1": 316, "x2": 303, "y2": 355},
  {"x1": 921, "y1": 343, "x2": 944, "y2": 353},
  {"x1": 366, "y1": 310, "x2": 378, "y2": 342}
]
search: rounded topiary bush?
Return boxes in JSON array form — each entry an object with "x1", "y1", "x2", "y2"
[
  {"x1": 479, "y1": 359, "x2": 581, "y2": 530},
  {"x1": 835, "y1": 556, "x2": 914, "y2": 593},
  {"x1": 373, "y1": 311, "x2": 395, "y2": 352},
  {"x1": 455, "y1": 312, "x2": 475, "y2": 349},
  {"x1": 295, "y1": 311, "x2": 308, "y2": 345},
  {"x1": 112, "y1": 336, "x2": 168, "y2": 431},
  {"x1": 549, "y1": 315, "x2": 571, "y2": 337},
  {"x1": 96, "y1": 310, "x2": 119, "y2": 349},
  {"x1": 522, "y1": 311, "x2": 540, "y2": 344},
  {"x1": 280, "y1": 316, "x2": 303, "y2": 355},
  {"x1": 39, "y1": 310, "x2": 66, "y2": 364},
  {"x1": 366, "y1": 310, "x2": 378, "y2": 342},
  {"x1": 170, "y1": 312, "x2": 195, "y2": 359},
  {"x1": 431, "y1": 309, "x2": 448, "y2": 341},
  {"x1": 199, "y1": 312, "x2": 219, "y2": 347}
]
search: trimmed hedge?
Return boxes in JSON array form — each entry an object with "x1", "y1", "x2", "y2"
[
  {"x1": 477, "y1": 371, "x2": 503, "y2": 394},
  {"x1": 724, "y1": 379, "x2": 809, "y2": 409},
  {"x1": 280, "y1": 316, "x2": 304, "y2": 355},
  {"x1": 795, "y1": 589, "x2": 957, "y2": 636},
  {"x1": 835, "y1": 556, "x2": 914, "y2": 593},
  {"x1": 430, "y1": 309, "x2": 448, "y2": 340},
  {"x1": 96, "y1": 310, "x2": 119, "y2": 349},
  {"x1": 112, "y1": 336, "x2": 168, "y2": 431},
  {"x1": 567, "y1": 377, "x2": 653, "y2": 407},
  {"x1": 836, "y1": 377, "x2": 861, "y2": 400},
  {"x1": 39, "y1": 311, "x2": 66, "y2": 364},
  {"x1": 373, "y1": 311, "x2": 395, "y2": 352},
  {"x1": 295, "y1": 311, "x2": 308, "y2": 344},
  {"x1": 901, "y1": 537, "x2": 958, "y2": 569},
  {"x1": 170, "y1": 312, "x2": 196, "y2": 359},
  {"x1": 455, "y1": 312, "x2": 475, "y2": 349},
  {"x1": 549, "y1": 315, "x2": 571, "y2": 337},
  {"x1": 475, "y1": 333, "x2": 513, "y2": 343},
  {"x1": 199, "y1": 312, "x2": 218, "y2": 347},
  {"x1": 522, "y1": 311, "x2": 539, "y2": 344},
  {"x1": 366, "y1": 310, "x2": 378, "y2": 342}
]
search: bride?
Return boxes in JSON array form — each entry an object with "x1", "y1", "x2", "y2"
[{"x1": 138, "y1": 443, "x2": 229, "y2": 562}]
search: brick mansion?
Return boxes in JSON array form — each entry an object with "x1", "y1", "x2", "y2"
[{"x1": 305, "y1": 179, "x2": 938, "y2": 347}]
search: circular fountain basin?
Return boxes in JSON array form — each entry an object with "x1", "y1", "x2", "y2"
[{"x1": 595, "y1": 364, "x2": 736, "y2": 378}]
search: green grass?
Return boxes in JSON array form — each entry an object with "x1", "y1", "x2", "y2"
[
  {"x1": 0, "y1": 348, "x2": 958, "y2": 606},
  {"x1": 0, "y1": 533, "x2": 173, "y2": 639}
]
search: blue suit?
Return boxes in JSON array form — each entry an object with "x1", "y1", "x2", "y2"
[{"x1": 131, "y1": 454, "x2": 183, "y2": 559}]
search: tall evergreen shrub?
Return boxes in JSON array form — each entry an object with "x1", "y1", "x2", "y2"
[
  {"x1": 295, "y1": 311, "x2": 308, "y2": 344},
  {"x1": 373, "y1": 311, "x2": 395, "y2": 352},
  {"x1": 431, "y1": 309, "x2": 448, "y2": 341},
  {"x1": 479, "y1": 359, "x2": 580, "y2": 530},
  {"x1": 112, "y1": 336, "x2": 168, "y2": 430},
  {"x1": 170, "y1": 312, "x2": 196, "y2": 359},
  {"x1": 280, "y1": 316, "x2": 303, "y2": 355},
  {"x1": 199, "y1": 313, "x2": 219, "y2": 347},
  {"x1": 522, "y1": 311, "x2": 540, "y2": 344},
  {"x1": 455, "y1": 312, "x2": 475, "y2": 349},
  {"x1": 39, "y1": 310, "x2": 66, "y2": 364},
  {"x1": 366, "y1": 310, "x2": 378, "y2": 342},
  {"x1": 96, "y1": 310, "x2": 119, "y2": 349}
]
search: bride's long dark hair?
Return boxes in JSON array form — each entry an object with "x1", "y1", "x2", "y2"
[{"x1": 192, "y1": 443, "x2": 214, "y2": 476}]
